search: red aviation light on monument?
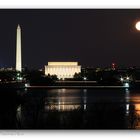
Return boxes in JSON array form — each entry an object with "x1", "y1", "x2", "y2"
[{"x1": 112, "y1": 62, "x2": 116, "y2": 70}]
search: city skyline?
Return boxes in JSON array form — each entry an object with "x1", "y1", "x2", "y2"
[
  {"x1": 1, "y1": 9, "x2": 140, "y2": 69},
  {"x1": 0, "y1": 8, "x2": 140, "y2": 131}
]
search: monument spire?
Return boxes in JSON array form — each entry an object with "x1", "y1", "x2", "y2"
[{"x1": 16, "y1": 24, "x2": 22, "y2": 72}]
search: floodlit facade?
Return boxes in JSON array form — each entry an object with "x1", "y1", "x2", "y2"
[{"x1": 45, "y1": 62, "x2": 81, "y2": 79}]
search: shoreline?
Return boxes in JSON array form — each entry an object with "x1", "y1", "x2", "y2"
[
  {"x1": 26, "y1": 80, "x2": 130, "y2": 89},
  {"x1": 26, "y1": 85, "x2": 128, "y2": 89}
]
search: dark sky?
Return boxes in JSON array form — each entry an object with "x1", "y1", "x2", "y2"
[{"x1": 1, "y1": 9, "x2": 140, "y2": 69}]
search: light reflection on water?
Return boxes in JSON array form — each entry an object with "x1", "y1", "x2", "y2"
[
  {"x1": 124, "y1": 89, "x2": 140, "y2": 129},
  {"x1": 43, "y1": 88, "x2": 140, "y2": 115},
  {"x1": 3, "y1": 88, "x2": 140, "y2": 129},
  {"x1": 125, "y1": 89, "x2": 140, "y2": 114},
  {"x1": 44, "y1": 88, "x2": 127, "y2": 111},
  {"x1": 44, "y1": 89, "x2": 83, "y2": 111},
  {"x1": 43, "y1": 88, "x2": 140, "y2": 128}
]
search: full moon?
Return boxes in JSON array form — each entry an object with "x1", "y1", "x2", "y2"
[{"x1": 135, "y1": 21, "x2": 140, "y2": 31}]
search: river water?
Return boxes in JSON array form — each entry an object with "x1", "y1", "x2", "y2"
[{"x1": 1, "y1": 88, "x2": 140, "y2": 129}]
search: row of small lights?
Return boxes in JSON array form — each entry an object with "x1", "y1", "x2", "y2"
[
  {"x1": 120, "y1": 76, "x2": 130, "y2": 82},
  {"x1": 120, "y1": 76, "x2": 130, "y2": 88}
]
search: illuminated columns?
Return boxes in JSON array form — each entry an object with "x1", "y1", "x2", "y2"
[
  {"x1": 45, "y1": 62, "x2": 81, "y2": 79},
  {"x1": 16, "y1": 24, "x2": 22, "y2": 72}
]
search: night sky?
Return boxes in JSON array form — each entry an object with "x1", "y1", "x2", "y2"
[{"x1": 1, "y1": 9, "x2": 140, "y2": 69}]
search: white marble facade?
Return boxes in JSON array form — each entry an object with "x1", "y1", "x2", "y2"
[{"x1": 45, "y1": 62, "x2": 81, "y2": 79}]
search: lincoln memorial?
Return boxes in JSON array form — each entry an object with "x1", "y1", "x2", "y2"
[{"x1": 45, "y1": 62, "x2": 81, "y2": 79}]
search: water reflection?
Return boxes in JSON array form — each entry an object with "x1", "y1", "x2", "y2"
[
  {"x1": 0, "y1": 89, "x2": 23, "y2": 129},
  {"x1": 83, "y1": 89, "x2": 87, "y2": 110},
  {"x1": 44, "y1": 89, "x2": 82, "y2": 111},
  {"x1": 124, "y1": 89, "x2": 140, "y2": 129},
  {"x1": 134, "y1": 104, "x2": 140, "y2": 115},
  {"x1": 14, "y1": 88, "x2": 140, "y2": 129},
  {"x1": 1, "y1": 88, "x2": 140, "y2": 129}
]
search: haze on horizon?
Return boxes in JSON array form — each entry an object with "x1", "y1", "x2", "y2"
[{"x1": 0, "y1": 9, "x2": 140, "y2": 69}]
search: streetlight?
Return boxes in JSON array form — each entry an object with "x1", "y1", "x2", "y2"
[
  {"x1": 83, "y1": 77, "x2": 87, "y2": 81},
  {"x1": 124, "y1": 82, "x2": 129, "y2": 88},
  {"x1": 120, "y1": 77, "x2": 124, "y2": 82},
  {"x1": 126, "y1": 76, "x2": 129, "y2": 80}
]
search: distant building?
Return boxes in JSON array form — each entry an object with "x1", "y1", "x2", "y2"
[{"x1": 45, "y1": 62, "x2": 81, "y2": 79}]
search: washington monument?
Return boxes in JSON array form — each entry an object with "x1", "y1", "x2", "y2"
[{"x1": 16, "y1": 24, "x2": 22, "y2": 72}]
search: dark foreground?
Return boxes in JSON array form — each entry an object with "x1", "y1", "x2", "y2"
[{"x1": 0, "y1": 88, "x2": 140, "y2": 129}]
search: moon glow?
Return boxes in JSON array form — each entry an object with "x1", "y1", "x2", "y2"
[{"x1": 135, "y1": 21, "x2": 140, "y2": 31}]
